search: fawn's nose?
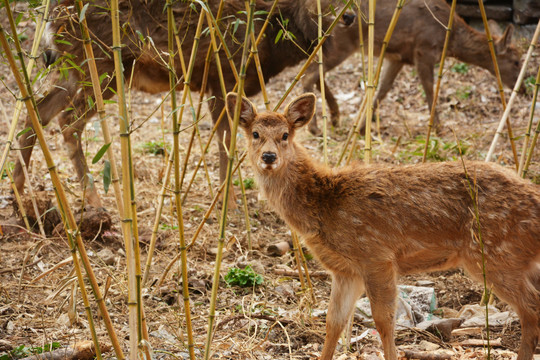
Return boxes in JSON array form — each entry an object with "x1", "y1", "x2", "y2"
[{"x1": 262, "y1": 152, "x2": 277, "y2": 164}]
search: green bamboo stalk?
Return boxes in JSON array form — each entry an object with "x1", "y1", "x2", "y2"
[
  {"x1": 0, "y1": 11, "x2": 124, "y2": 360},
  {"x1": 204, "y1": 1, "x2": 257, "y2": 356},
  {"x1": 166, "y1": 0, "x2": 196, "y2": 357},
  {"x1": 485, "y1": 20, "x2": 540, "y2": 163},
  {"x1": 422, "y1": 0, "x2": 457, "y2": 163},
  {"x1": 478, "y1": 0, "x2": 519, "y2": 169},
  {"x1": 518, "y1": 62, "x2": 540, "y2": 176}
]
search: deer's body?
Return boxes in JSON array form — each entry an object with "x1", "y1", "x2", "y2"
[
  {"x1": 13, "y1": 0, "x2": 334, "y2": 207},
  {"x1": 228, "y1": 92, "x2": 540, "y2": 360},
  {"x1": 304, "y1": 0, "x2": 521, "y2": 134}
]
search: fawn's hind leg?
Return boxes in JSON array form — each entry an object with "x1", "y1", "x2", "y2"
[
  {"x1": 320, "y1": 274, "x2": 364, "y2": 360},
  {"x1": 364, "y1": 263, "x2": 398, "y2": 360}
]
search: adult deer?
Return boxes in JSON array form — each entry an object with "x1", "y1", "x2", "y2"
[
  {"x1": 304, "y1": 0, "x2": 522, "y2": 134},
  {"x1": 12, "y1": 0, "x2": 338, "y2": 208},
  {"x1": 228, "y1": 91, "x2": 540, "y2": 360}
]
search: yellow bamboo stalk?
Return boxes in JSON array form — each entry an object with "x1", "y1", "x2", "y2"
[
  {"x1": 0, "y1": 0, "x2": 50, "y2": 177},
  {"x1": 0, "y1": 12, "x2": 124, "y2": 360},
  {"x1": 316, "y1": 0, "x2": 329, "y2": 164},
  {"x1": 478, "y1": 0, "x2": 519, "y2": 168},
  {"x1": 518, "y1": 62, "x2": 540, "y2": 176},
  {"x1": 109, "y1": 0, "x2": 143, "y2": 356},
  {"x1": 273, "y1": 0, "x2": 355, "y2": 111},
  {"x1": 166, "y1": 0, "x2": 196, "y2": 357},
  {"x1": 204, "y1": 0, "x2": 256, "y2": 356},
  {"x1": 74, "y1": 0, "x2": 124, "y2": 217},
  {"x1": 363, "y1": 0, "x2": 376, "y2": 164},
  {"x1": 0, "y1": 99, "x2": 40, "y2": 234},
  {"x1": 485, "y1": 20, "x2": 540, "y2": 163},
  {"x1": 344, "y1": 0, "x2": 405, "y2": 165},
  {"x1": 422, "y1": 0, "x2": 457, "y2": 163}
]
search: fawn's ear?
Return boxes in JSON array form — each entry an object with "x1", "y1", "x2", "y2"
[
  {"x1": 226, "y1": 92, "x2": 257, "y2": 129},
  {"x1": 494, "y1": 23, "x2": 514, "y2": 54},
  {"x1": 284, "y1": 93, "x2": 316, "y2": 129}
]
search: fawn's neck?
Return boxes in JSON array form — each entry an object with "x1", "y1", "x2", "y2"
[
  {"x1": 255, "y1": 144, "x2": 323, "y2": 237},
  {"x1": 449, "y1": 20, "x2": 494, "y2": 73}
]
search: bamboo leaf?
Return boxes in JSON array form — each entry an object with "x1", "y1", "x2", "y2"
[
  {"x1": 92, "y1": 143, "x2": 112, "y2": 164},
  {"x1": 103, "y1": 160, "x2": 111, "y2": 194},
  {"x1": 79, "y1": 3, "x2": 89, "y2": 22}
]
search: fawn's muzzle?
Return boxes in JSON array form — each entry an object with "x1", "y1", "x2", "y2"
[{"x1": 262, "y1": 152, "x2": 277, "y2": 164}]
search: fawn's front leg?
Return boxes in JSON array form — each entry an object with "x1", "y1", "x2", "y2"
[{"x1": 320, "y1": 274, "x2": 364, "y2": 360}]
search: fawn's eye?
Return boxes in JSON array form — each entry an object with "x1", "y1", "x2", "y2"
[
  {"x1": 282, "y1": 133, "x2": 289, "y2": 141},
  {"x1": 253, "y1": 132, "x2": 259, "y2": 139}
]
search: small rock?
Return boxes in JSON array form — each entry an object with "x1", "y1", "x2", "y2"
[{"x1": 97, "y1": 248, "x2": 116, "y2": 266}]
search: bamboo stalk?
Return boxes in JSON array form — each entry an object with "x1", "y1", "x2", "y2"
[
  {"x1": 363, "y1": 0, "x2": 376, "y2": 164},
  {"x1": 0, "y1": 0, "x2": 50, "y2": 178},
  {"x1": 344, "y1": 0, "x2": 406, "y2": 165},
  {"x1": 204, "y1": 1, "x2": 257, "y2": 356},
  {"x1": 74, "y1": 0, "x2": 124, "y2": 217},
  {"x1": 157, "y1": 153, "x2": 247, "y2": 288},
  {"x1": 4, "y1": 166, "x2": 31, "y2": 231},
  {"x1": 235, "y1": 152, "x2": 253, "y2": 251},
  {"x1": 316, "y1": 0, "x2": 329, "y2": 164},
  {"x1": 485, "y1": 20, "x2": 540, "y2": 163},
  {"x1": 0, "y1": 12, "x2": 124, "y2": 360},
  {"x1": 422, "y1": 0, "x2": 457, "y2": 163},
  {"x1": 477, "y1": 0, "x2": 519, "y2": 169},
  {"x1": 273, "y1": 0, "x2": 355, "y2": 111},
  {"x1": 166, "y1": 0, "x2": 196, "y2": 357},
  {"x1": 109, "y1": 0, "x2": 143, "y2": 356},
  {"x1": 0, "y1": 99, "x2": 41, "y2": 234},
  {"x1": 518, "y1": 62, "x2": 540, "y2": 177}
]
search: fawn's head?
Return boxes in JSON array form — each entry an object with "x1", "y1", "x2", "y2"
[
  {"x1": 226, "y1": 93, "x2": 316, "y2": 174},
  {"x1": 489, "y1": 22, "x2": 522, "y2": 90}
]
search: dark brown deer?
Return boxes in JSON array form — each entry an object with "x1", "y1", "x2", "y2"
[
  {"x1": 227, "y1": 92, "x2": 540, "y2": 360},
  {"x1": 303, "y1": 0, "x2": 522, "y2": 134},
  {"x1": 12, "y1": 0, "x2": 338, "y2": 208}
]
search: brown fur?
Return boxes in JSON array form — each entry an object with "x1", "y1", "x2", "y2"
[
  {"x1": 227, "y1": 92, "x2": 540, "y2": 360},
  {"x1": 13, "y1": 0, "x2": 336, "y2": 207},
  {"x1": 303, "y1": 0, "x2": 522, "y2": 134}
]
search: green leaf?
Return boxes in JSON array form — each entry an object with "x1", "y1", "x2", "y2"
[
  {"x1": 92, "y1": 143, "x2": 111, "y2": 164},
  {"x1": 103, "y1": 160, "x2": 111, "y2": 194}
]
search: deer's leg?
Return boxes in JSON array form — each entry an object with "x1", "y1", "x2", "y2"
[
  {"x1": 316, "y1": 79, "x2": 340, "y2": 128},
  {"x1": 364, "y1": 263, "x2": 398, "y2": 360},
  {"x1": 320, "y1": 274, "x2": 364, "y2": 360},
  {"x1": 302, "y1": 66, "x2": 323, "y2": 136},
  {"x1": 209, "y1": 95, "x2": 237, "y2": 208},
  {"x1": 414, "y1": 56, "x2": 439, "y2": 128},
  {"x1": 13, "y1": 78, "x2": 79, "y2": 195},
  {"x1": 373, "y1": 60, "x2": 404, "y2": 114},
  {"x1": 57, "y1": 86, "x2": 115, "y2": 208}
]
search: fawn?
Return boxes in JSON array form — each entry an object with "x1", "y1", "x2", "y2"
[
  {"x1": 226, "y1": 92, "x2": 540, "y2": 360},
  {"x1": 12, "y1": 0, "x2": 339, "y2": 208},
  {"x1": 304, "y1": 0, "x2": 522, "y2": 134}
]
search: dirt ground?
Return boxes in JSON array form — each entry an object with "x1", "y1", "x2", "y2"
[{"x1": 0, "y1": 4, "x2": 539, "y2": 360}]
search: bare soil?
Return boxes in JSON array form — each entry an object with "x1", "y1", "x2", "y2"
[{"x1": 1, "y1": 5, "x2": 539, "y2": 360}]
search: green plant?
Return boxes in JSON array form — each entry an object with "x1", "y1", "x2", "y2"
[
  {"x1": 455, "y1": 85, "x2": 472, "y2": 100},
  {"x1": 140, "y1": 140, "x2": 169, "y2": 156},
  {"x1": 1, "y1": 342, "x2": 61, "y2": 360},
  {"x1": 224, "y1": 265, "x2": 263, "y2": 287},
  {"x1": 233, "y1": 177, "x2": 255, "y2": 190},
  {"x1": 451, "y1": 62, "x2": 469, "y2": 74},
  {"x1": 524, "y1": 75, "x2": 536, "y2": 95},
  {"x1": 400, "y1": 136, "x2": 469, "y2": 162}
]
